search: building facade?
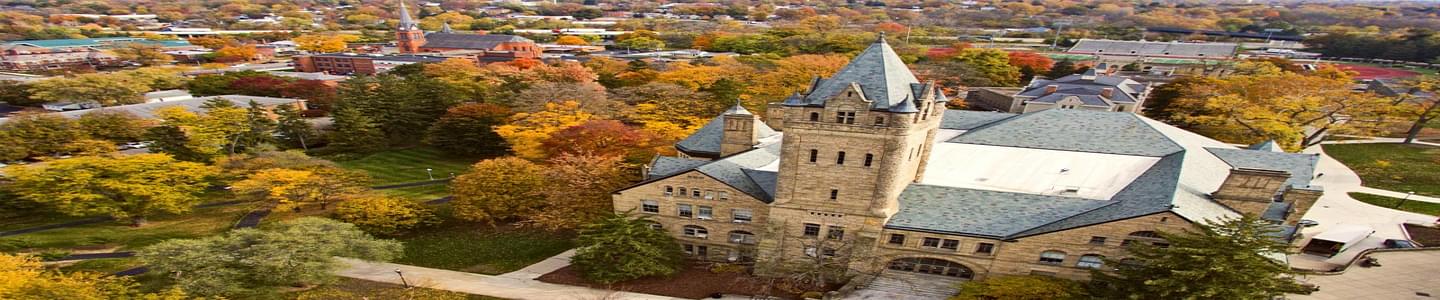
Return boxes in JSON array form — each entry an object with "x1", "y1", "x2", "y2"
[
  {"x1": 292, "y1": 53, "x2": 450, "y2": 75},
  {"x1": 392, "y1": 1, "x2": 541, "y2": 60},
  {"x1": 611, "y1": 37, "x2": 1322, "y2": 291}
]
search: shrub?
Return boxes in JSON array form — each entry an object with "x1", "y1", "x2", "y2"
[{"x1": 333, "y1": 195, "x2": 439, "y2": 235}]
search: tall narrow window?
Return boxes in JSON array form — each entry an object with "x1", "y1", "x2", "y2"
[
  {"x1": 678, "y1": 204, "x2": 693, "y2": 218},
  {"x1": 829, "y1": 189, "x2": 838, "y2": 200},
  {"x1": 809, "y1": 112, "x2": 819, "y2": 121},
  {"x1": 836, "y1": 151, "x2": 846, "y2": 165},
  {"x1": 809, "y1": 149, "x2": 818, "y2": 163},
  {"x1": 864, "y1": 154, "x2": 873, "y2": 167},
  {"x1": 874, "y1": 116, "x2": 885, "y2": 126}
]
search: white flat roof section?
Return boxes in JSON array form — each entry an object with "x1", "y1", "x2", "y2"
[{"x1": 920, "y1": 143, "x2": 1161, "y2": 200}]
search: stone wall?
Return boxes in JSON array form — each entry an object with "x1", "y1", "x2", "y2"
[{"x1": 612, "y1": 170, "x2": 772, "y2": 262}]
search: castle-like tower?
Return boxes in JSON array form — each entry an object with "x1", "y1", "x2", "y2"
[
  {"x1": 394, "y1": 1, "x2": 425, "y2": 54},
  {"x1": 757, "y1": 35, "x2": 946, "y2": 270}
]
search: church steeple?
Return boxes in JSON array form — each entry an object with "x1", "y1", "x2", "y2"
[
  {"x1": 394, "y1": 0, "x2": 425, "y2": 53},
  {"x1": 397, "y1": 1, "x2": 419, "y2": 31}
]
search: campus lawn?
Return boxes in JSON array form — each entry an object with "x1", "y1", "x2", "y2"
[
  {"x1": 0, "y1": 210, "x2": 94, "y2": 232},
  {"x1": 381, "y1": 184, "x2": 451, "y2": 202},
  {"x1": 0, "y1": 202, "x2": 253, "y2": 252},
  {"x1": 1323, "y1": 143, "x2": 1440, "y2": 197},
  {"x1": 1349, "y1": 192, "x2": 1440, "y2": 216},
  {"x1": 334, "y1": 147, "x2": 478, "y2": 185},
  {"x1": 394, "y1": 221, "x2": 573, "y2": 275}
]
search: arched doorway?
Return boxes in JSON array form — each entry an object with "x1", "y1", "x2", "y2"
[{"x1": 886, "y1": 257, "x2": 974, "y2": 279}]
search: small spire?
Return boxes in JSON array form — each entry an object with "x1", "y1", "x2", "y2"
[
  {"x1": 441, "y1": 22, "x2": 453, "y2": 33},
  {"x1": 724, "y1": 99, "x2": 752, "y2": 115},
  {"x1": 397, "y1": 1, "x2": 418, "y2": 30},
  {"x1": 877, "y1": 31, "x2": 887, "y2": 43}
]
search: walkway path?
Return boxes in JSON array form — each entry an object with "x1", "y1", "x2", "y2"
[
  {"x1": 1290, "y1": 249, "x2": 1440, "y2": 300},
  {"x1": 1289, "y1": 144, "x2": 1436, "y2": 270},
  {"x1": 335, "y1": 253, "x2": 682, "y2": 300}
]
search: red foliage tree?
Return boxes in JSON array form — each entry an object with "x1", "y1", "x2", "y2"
[
  {"x1": 875, "y1": 22, "x2": 908, "y2": 36},
  {"x1": 279, "y1": 80, "x2": 339, "y2": 113},
  {"x1": 227, "y1": 75, "x2": 291, "y2": 97},
  {"x1": 541, "y1": 120, "x2": 652, "y2": 160},
  {"x1": 1007, "y1": 51, "x2": 1055, "y2": 81}
]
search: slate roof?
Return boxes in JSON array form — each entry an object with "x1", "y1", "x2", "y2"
[
  {"x1": 1247, "y1": 140, "x2": 1284, "y2": 152},
  {"x1": 1028, "y1": 94, "x2": 1113, "y2": 106},
  {"x1": 1018, "y1": 73, "x2": 1146, "y2": 104},
  {"x1": 623, "y1": 142, "x2": 782, "y2": 203},
  {"x1": 421, "y1": 33, "x2": 532, "y2": 50},
  {"x1": 1067, "y1": 39, "x2": 1238, "y2": 58},
  {"x1": 787, "y1": 35, "x2": 940, "y2": 112},
  {"x1": 888, "y1": 185, "x2": 1114, "y2": 238},
  {"x1": 396, "y1": 1, "x2": 420, "y2": 31},
  {"x1": 648, "y1": 156, "x2": 709, "y2": 178},
  {"x1": 947, "y1": 109, "x2": 1184, "y2": 157},
  {"x1": 939, "y1": 110, "x2": 1018, "y2": 130},
  {"x1": 675, "y1": 106, "x2": 778, "y2": 157},
  {"x1": 1206, "y1": 147, "x2": 1320, "y2": 188}
]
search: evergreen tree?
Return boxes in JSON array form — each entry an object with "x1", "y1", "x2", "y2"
[
  {"x1": 424, "y1": 103, "x2": 510, "y2": 157},
  {"x1": 200, "y1": 97, "x2": 237, "y2": 109},
  {"x1": 326, "y1": 107, "x2": 386, "y2": 153},
  {"x1": 570, "y1": 213, "x2": 684, "y2": 284},
  {"x1": 1046, "y1": 59, "x2": 1079, "y2": 79},
  {"x1": 1090, "y1": 216, "x2": 1308, "y2": 300},
  {"x1": 274, "y1": 104, "x2": 316, "y2": 150},
  {"x1": 144, "y1": 125, "x2": 210, "y2": 162},
  {"x1": 238, "y1": 100, "x2": 277, "y2": 151}
]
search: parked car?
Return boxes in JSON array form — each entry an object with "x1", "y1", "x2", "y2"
[{"x1": 1383, "y1": 239, "x2": 1417, "y2": 249}]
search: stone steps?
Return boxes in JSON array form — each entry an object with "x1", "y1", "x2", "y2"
[{"x1": 859, "y1": 274, "x2": 959, "y2": 299}]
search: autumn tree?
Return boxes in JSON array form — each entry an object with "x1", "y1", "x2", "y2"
[
  {"x1": 149, "y1": 105, "x2": 249, "y2": 160},
  {"x1": 1046, "y1": 59, "x2": 1087, "y2": 79},
  {"x1": 615, "y1": 36, "x2": 665, "y2": 51},
  {"x1": 555, "y1": 35, "x2": 589, "y2": 45},
  {"x1": 953, "y1": 275, "x2": 1088, "y2": 300},
  {"x1": 570, "y1": 213, "x2": 684, "y2": 284},
  {"x1": 293, "y1": 33, "x2": 357, "y2": 53},
  {"x1": 231, "y1": 167, "x2": 370, "y2": 210},
  {"x1": 747, "y1": 54, "x2": 850, "y2": 104},
  {"x1": 0, "y1": 113, "x2": 84, "y2": 157},
  {"x1": 493, "y1": 101, "x2": 594, "y2": 160},
  {"x1": 272, "y1": 104, "x2": 315, "y2": 150},
  {"x1": 76, "y1": 111, "x2": 151, "y2": 143},
  {"x1": 531, "y1": 154, "x2": 631, "y2": 231},
  {"x1": 28, "y1": 73, "x2": 152, "y2": 106},
  {"x1": 952, "y1": 48, "x2": 1022, "y2": 86},
  {"x1": 1090, "y1": 216, "x2": 1308, "y2": 299},
  {"x1": 333, "y1": 194, "x2": 438, "y2": 235},
  {"x1": 0, "y1": 80, "x2": 40, "y2": 106},
  {"x1": 111, "y1": 43, "x2": 171, "y2": 66},
  {"x1": 425, "y1": 103, "x2": 510, "y2": 157},
  {"x1": 542, "y1": 120, "x2": 653, "y2": 161},
  {"x1": 449, "y1": 157, "x2": 548, "y2": 226},
  {"x1": 7, "y1": 154, "x2": 217, "y2": 226},
  {"x1": 1170, "y1": 71, "x2": 1398, "y2": 150},
  {"x1": 1007, "y1": 51, "x2": 1054, "y2": 82},
  {"x1": 0, "y1": 253, "x2": 190, "y2": 300},
  {"x1": 1395, "y1": 76, "x2": 1440, "y2": 144},
  {"x1": 213, "y1": 44, "x2": 259, "y2": 63}
]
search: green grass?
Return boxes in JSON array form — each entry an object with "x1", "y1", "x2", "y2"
[
  {"x1": 1349, "y1": 192, "x2": 1440, "y2": 216},
  {"x1": 0, "y1": 210, "x2": 94, "y2": 232},
  {"x1": 0, "y1": 202, "x2": 254, "y2": 252},
  {"x1": 334, "y1": 147, "x2": 477, "y2": 185},
  {"x1": 381, "y1": 184, "x2": 451, "y2": 202},
  {"x1": 394, "y1": 223, "x2": 573, "y2": 275},
  {"x1": 59, "y1": 257, "x2": 145, "y2": 273},
  {"x1": 1323, "y1": 143, "x2": 1440, "y2": 197}
]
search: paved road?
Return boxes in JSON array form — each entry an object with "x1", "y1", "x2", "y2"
[
  {"x1": 1291, "y1": 250, "x2": 1440, "y2": 300},
  {"x1": 1289, "y1": 143, "x2": 1437, "y2": 271},
  {"x1": 335, "y1": 252, "x2": 682, "y2": 300}
]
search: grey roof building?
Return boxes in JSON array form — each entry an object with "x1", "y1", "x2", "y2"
[
  {"x1": 1068, "y1": 39, "x2": 1239, "y2": 59},
  {"x1": 1, "y1": 95, "x2": 305, "y2": 124},
  {"x1": 1015, "y1": 64, "x2": 1153, "y2": 114}
]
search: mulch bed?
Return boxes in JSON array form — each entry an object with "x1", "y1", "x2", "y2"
[
  {"x1": 537, "y1": 264, "x2": 810, "y2": 300},
  {"x1": 1403, "y1": 223, "x2": 1440, "y2": 247}
]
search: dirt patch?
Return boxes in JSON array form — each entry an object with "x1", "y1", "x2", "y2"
[
  {"x1": 537, "y1": 264, "x2": 821, "y2": 300},
  {"x1": 1403, "y1": 223, "x2": 1440, "y2": 247}
]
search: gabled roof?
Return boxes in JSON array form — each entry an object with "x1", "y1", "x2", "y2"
[
  {"x1": 622, "y1": 142, "x2": 782, "y2": 203},
  {"x1": 1247, "y1": 140, "x2": 1284, "y2": 152},
  {"x1": 939, "y1": 110, "x2": 1019, "y2": 130},
  {"x1": 675, "y1": 108, "x2": 778, "y2": 157},
  {"x1": 1028, "y1": 94, "x2": 1115, "y2": 106},
  {"x1": 648, "y1": 156, "x2": 709, "y2": 178},
  {"x1": 790, "y1": 35, "x2": 932, "y2": 111},
  {"x1": 1206, "y1": 147, "x2": 1319, "y2": 189},
  {"x1": 1018, "y1": 73, "x2": 1145, "y2": 104},
  {"x1": 947, "y1": 109, "x2": 1184, "y2": 157},
  {"x1": 888, "y1": 184, "x2": 1115, "y2": 238},
  {"x1": 421, "y1": 33, "x2": 532, "y2": 50}
]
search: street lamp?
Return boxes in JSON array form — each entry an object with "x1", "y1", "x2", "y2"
[
  {"x1": 394, "y1": 268, "x2": 410, "y2": 288},
  {"x1": 426, "y1": 168, "x2": 434, "y2": 180},
  {"x1": 1396, "y1": 191, "x2": 1415, "y2": 209}
]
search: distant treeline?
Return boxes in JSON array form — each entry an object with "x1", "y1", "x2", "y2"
[{"x1": 1307, "y1": 30, "x2": 1440, "y2": 63}]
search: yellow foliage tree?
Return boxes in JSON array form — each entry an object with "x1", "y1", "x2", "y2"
[
  {"x1": 293, "y1": 34, "x2": 358, "y2": 53},
  {"x1": 230, "y1": 167, "x2": 370, "y2": 210},
  {"x1": 0, "y1": 253, "x2": 190, "y2": 300},
  {"x1": 555, "y1": 35, "x2": 589, "y2": 46},
  {"x1": 493, "y1": 101, "x2": 594, "y2": 160},
  {"x1": 449, "y1": 157, "x2": 548, "y2": 226},
  {"x1": 1171, "y1": 72, "x2": 1400, "y2": 151},
  {"x1": 7, "y1": 154, "x2": 217, "y2": 226},
  {"x1": 332, "y1": 194, "x2": 437, "y2": 235},
  {"x1": 747, "y1": 54, "x2": 850, "y2": 105}
]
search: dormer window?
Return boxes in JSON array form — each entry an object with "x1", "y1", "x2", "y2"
[{"x1": 835, "y1": 111, "x2": 856, "y2": 124}]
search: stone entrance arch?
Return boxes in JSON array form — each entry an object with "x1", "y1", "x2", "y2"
[{"x1": 885, "y1": 257, "x2": 974, "y2": 279}]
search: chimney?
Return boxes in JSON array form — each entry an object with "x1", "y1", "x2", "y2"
[
  {"x1": 1100, "y1": 88, "x2": 1114, "y2": 98},
  {"x1": 1044, "y1": 85, "x2": 1059, "y2": 95},
  {"x1": 720, "y1": 102, "x2": 758, "y2": 157}
]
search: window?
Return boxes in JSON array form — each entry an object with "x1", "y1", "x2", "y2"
[
  {"x1": 874, "y1": 116, "x2": 885, "y2": 126},
  {"x1": 888, "y1": 234, "x2": 906, "y2": 245},
  {"x1": 941, "y1": 239, "x2": 959, "y2": 250},
  {"x1": 678, "y1": 204, "x2": 693, "y2": 218},
  {"x1": 683, "y1": 244, "x2": 694, "y2": 254},
  {"x1": 696, "y1": 245, "x2": 708, "y2": 256},
  {"x1": 641, "y1": 200, "x2": 659, "y2": 213},
  {"x1": 922, "y1": 237, "x2": 941, "y2": 248},
  {"x1": 718, "y1": 192, "x2": 729, "y2": 200},
  {"x1": 864, "y1": 154, "x2": 873, "y2": 167},
  {"x1": 975, "y1": 243, "x2": 995, "y2": 254},
  {"x1": 729, "y1": 231, "x2": 756, "y2": 244},
  {"x1": 678, "y1": 187, "x2": 687, "y2": 197},
  {"x1": 827, "y1": 226, "x2": 845, "y2": 240},
  {"x1": 836, "y1": 151, "x2": 846, "y2": 165},
  {"x1": 697, "y1": 206, "x2": 713, "y2": 220},
  {"x1": 1077, "y1": 254, "x2": 1104, "y2": 269},
  {"x1": 663, "y1": 186, "x2": 673, "y2": 196},
  {"x1": 691, "y1": 189, "x2": 701, "y2": 198},
  {"x1": 1088, "y1": 236, "x2": 1107, "y2": 245},
  {"x1": 822, "y1": 248, "x2": 837, "y2": 257},
  {"x1": 804, "y1": 246, "x2": 818, "y2": 257},
  {"x1": 683, "y1": 225, "x2": 708, "y2": 238},
  {"x1": 803, "y1": 223, "x2": 820, "y2": 237},
  {"x1": 1128, "y1": 231, "x2": 1160, "y2": 238},
  {"x1": 809, "y1": 112, "x2": 819, "y2": 121},
  {"x1": 836, "y1": 111, "x2": 856, "y2": 124},
  {"x1": 1039, "y1": 251, "x2": 1066, "y2": 265},
  {"x1": 732, "y1": 209, "x2": 752, "y2": 223},
  {"x1": 829, "y1": 189, "x2": 838, "y2": 200},
  {"x1": 648, "y1": 222, "x2": 663, "y2": 230},
  {"x1": 703, "y1": 190, "x2": 714, "y2": 200},
  {"x1": 809, "y1": 149, "x2": 818, "y2": 163}
]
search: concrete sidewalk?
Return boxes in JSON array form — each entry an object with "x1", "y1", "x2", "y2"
[
  {"x1": 1289, "y1": 145, "x2": 1436, "y2": 271},
  {"x1": 335, "y1": 254, "x2": 682, "y2": 300}
]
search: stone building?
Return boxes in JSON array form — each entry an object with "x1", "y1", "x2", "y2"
[
  {"x1": 611, "y1": 37, "x2": 1322, "y2": 294},
  {"x1": 965, "y1": 64, "x2": 1153, "y2": 114}
]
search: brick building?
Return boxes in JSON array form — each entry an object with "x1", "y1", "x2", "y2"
[
  {"x1": 292, "y1": 53, "x2": 450, "y2": 75},
  {"x1": 611, "y1": 36, "x2": 1322, "y2": 295},
  {"x1": 392, "y1": 1, "x2": 541, "y2": 60}
]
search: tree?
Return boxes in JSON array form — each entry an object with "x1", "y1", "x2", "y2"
[
  {"x1": 333, "y1": 194, "x2": 438, "y2": 235},
  {"x1": 279, "y1": 80, "x2": 339, "y2": 113},
  {"x1": 293, "y1": 34, "x2": 356, "y2": 53},
  {"x1": 111, "y1": 43, "x2": 171, "y2": 66},
  {"x1": 61, "y1": 139, "x2": 117, "y2": 156},
  {"x1": 1007, "y1": 51, "x2": 1054, "y2": 82},
  {"x1": 76, "y1": 111, "x2": 151, "y2": 143},
  {"x1": 231, "y1": 167, "x2": 370, "y2": 210},
  {"x1": 0, "y1": 81, "x2": 41, "y2": 107},
  {"x1": 953, "y1": 275, "x2": 1087, "y2": 300},
  {"x1": 273, "y1": 104, "x2": 316, "y2": 150},
  {"x1": 493, "y1": 101, "x2": 594, "y2": 160},
  {"x1": 511, "y1": 81, "x2": 613, "y2": 115},
  {"x1": 615, "y1": 36, "x2": 665, "y2": 51},
  {"x1": 7, "y1": 154, "x2": 217, "y2": 226},
  {"x1": 0, "y1": 113, "x2": 84, "y2": 158},
  {"x1": 227, "y1": 75, "x2": 291, "y2": 97},
  {"x1": 326, "y1": 106, "x2": 387, "y2": 153},
  {"x1": 1170, "y1": 72, "x2": 1398, "y2": 150},
  {"x1": 140, "y1": 217, "x2": 403, "y2": 297},
  {"x1": 28, "y1": 73, "x2": 152, "y2": 106},
  {"x1": 542, "y1": 120, "x2": 652, "y2": 161},
  {"x1": 1397, "y1": 76, "x2": 1440, "y2": 144},
  {"x1": 425, "y1": 103, "x2": 510, "y2": 157},
  {"x1": 213, "y1": 45, "x2": 258, "y2": 63},
  {"x1": 1046, "y1": 59, "x2": 1084, "y2": 79},
  {"x1": 570, "y1": 213, "x2": 684, "y2": 284},
  {"x1": 450, "y1": 157, "x2": 548, "y2": 226},
  {"x1": 555, "y1": 35, "x2": 589, "y2": 45},
  {"x1": 747, "y1": 54, "x2": 850, "y2": 104},
  {"x1": 144, "y1": 125, "x2": 210, "y2": 162},
  {"x1": 1142, "y1": 76, "x2": 1216, "y2": 122},
  {"x1": 1090, "y1": 216, "x2": 1308, "y2": 299},
  {"x1": 215, "y1": 150, "x2": 336, "y2": 178},
  {"x1": 151, "y1": 105, "x2": 250, "y2": 160},
  {"x1": 335, "y1": 74, "x2": 458, "y2": 144},
  {"x1": 952, "y1": 48, "x2": 1022, "y2": 86},
  {"x1": 531, "y1": 154, "x2": 631, "y2": 231},
  {"x1": 0, "y1": 253, "x2": 190, "y2": 300}
]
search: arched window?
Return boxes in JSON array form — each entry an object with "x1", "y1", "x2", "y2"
[
  {"x1": 729, "y1": 231, "x2": 756, "y2": 244},
  {"x1": 683, "y1": 225, "x2": 708, "y2": 238},
  {"x1": 1038, "y1": 250, "x2": 1066, "y2": 265},
  {"x1": 809, "y1": 112, "x2": 819, "y2": 121},
  {"x1": 1077, "y1": 254, "x2": 1104, "y2": 269},
  {"x1": 1124, "y1": 231, "x2": 1168, "y2": 248},
  {"x1": 886, "y1": 257, "x2": 973, "y2": 278}
]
